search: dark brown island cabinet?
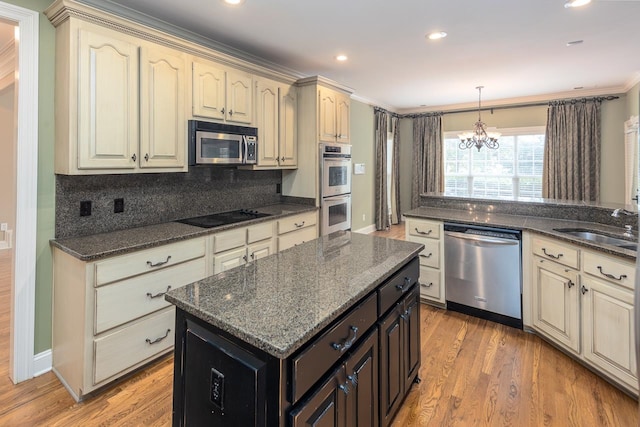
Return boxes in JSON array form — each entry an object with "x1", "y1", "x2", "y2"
[{"x1": 169, "y1": 254, "x2": 421, "y2": 427}]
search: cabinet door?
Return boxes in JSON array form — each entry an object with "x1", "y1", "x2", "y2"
[
  {"x1": 247, "y1": 240, "x2": 274, "y2": 262},
  {"x1": 213, "y1": 247, "x2": 247, "y2": 273},
  {"x1": 192, "y1": 60, "x2": 226, "y2": 120},
  {"x1": 335, "y1": 92, "x2": 350, "y2": 144},
  {"x1": 319, "y1": 88, "x2": 337, "y2": 142},
  {"x1": 279, "y1": 84, "x2": 297, "y2": 167},
  {"x1": 139, "y1": 45, "x2": 186, "y2": 169},
  {"x1": 582, "y1": 277, "x2": 637, "y2": 389},
  {"x1": 77, "y1": 29, "x2": 138, "y2": 170},
  {"x1": 532, "y1": 257, "x2": 580, "y2": 353},
  {"x1": 226, "y1": 70, "x2": 253, "y2": 124},
  {"x1": 402, "y1": 289, "x2": 420, "y2": 392},
  {"x1": 255, "y1": 79, "x2": 279, "y2": 167},
  {"x1": 379, "y1": 304, "x2": 403, "y2": 427},
  {"x1": 345, "y1": 328, "x2": 379, "y2": 427},
  {"x1": 290, "y1": 367, "x2": 346, "y2": 427}
]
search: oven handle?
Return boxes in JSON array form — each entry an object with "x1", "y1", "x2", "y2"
[
  {"x1": 323, "y1": 194, "x2": 351, "y2": 202},
  {"x1": 323, "y1": 158, "x2": 351, "y2": 164}
]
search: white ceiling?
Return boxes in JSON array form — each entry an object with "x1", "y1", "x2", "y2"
[{"x1": 92, "y1": 0, "x2": 640, "y2": 112}]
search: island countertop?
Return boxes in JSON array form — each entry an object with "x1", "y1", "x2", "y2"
[{"x1": 165, "y1": 231, "x2": 423, "y2": 359}]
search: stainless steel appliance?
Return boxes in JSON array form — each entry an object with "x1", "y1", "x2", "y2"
[
  {"x1": 444, "y1": 223, "x2": 523, "y2": 329},
  {"x1": 188, "y1": 120, "x2": 257, "y2": 165},
  {"x1": 320, "y1": 143, "x2": 352, "y2": 235},
  {"x1": 176, "y1": 209, "x2": 270, "y2": 228}
]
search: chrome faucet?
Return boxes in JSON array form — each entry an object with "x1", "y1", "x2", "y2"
[{"x1": 611, "y1": 208, "x2": 636, "y2": 217}]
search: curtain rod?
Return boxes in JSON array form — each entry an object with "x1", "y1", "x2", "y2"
[{"x1": 399, "y1": 95, "x2": 620, "y2": 118}]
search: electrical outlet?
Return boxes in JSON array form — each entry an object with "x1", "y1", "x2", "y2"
[
  {"x1": 80, "y1": 200, "x2": 92, "y2": 217},
  {"x1": 276, "y1": 183, "x2": 281, "y2": 194},
  {"x1": 114, "y1": 198, "x2": 124, "y2": 213}
]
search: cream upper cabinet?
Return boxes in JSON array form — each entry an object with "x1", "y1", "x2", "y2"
[
  {"x1": 53, "y1": 20, "x2": 188, "y2": 174},
  {"x1": 77, "y1": 29, "x2": 138, "y2": 170},
  {"x1": 279, "y1": 84, "x2": 298, "y2": 167},
  {"x1": 191, "y1": 59, "x2": 253, "y2": 125},
  {"x1": 255, "y1": 78, "x2": 280, "y2": 167},
  {"x1": 139, "y1": 45, "x2": 186, "y2": 169},
  {"x1": 318, "y1": 87, "x2": 350, "y2": 143},
  {"x1": 251, "y1": 77, "x2": 298, "y2": 169}
]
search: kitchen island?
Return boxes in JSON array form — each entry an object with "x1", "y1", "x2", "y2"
[{"x1": 165, "y1": 231, "x2": 424, "y2": 426}]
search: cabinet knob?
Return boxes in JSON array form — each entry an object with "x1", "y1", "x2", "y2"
[
  {"x1": 229, "y1": 109, "x2": 234, "y2": 116},
  {"x1": 566, "y1": 280, "x2": 574, "y2": 289},
  {"x1": 221, "y1": 107, "x2": 225, "y2": 115},
  {"x1": 281, "y1": 156, "x2": 285, "y2": 162},
  {"x1": 131, "y1": 153, "x2": 137, "y2": 162},
  {"x1": 242, "y1": 255, "x2": 248, "y2": 262},
  {"x1": 581, "y1": 285, "x2": 589, "y2": 295},
  {"x1": 144, "y1": 153, "x2": 149, "y2": 162}
]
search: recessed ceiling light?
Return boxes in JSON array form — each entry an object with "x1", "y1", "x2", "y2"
[
  {"x1": 566, "y1": 40, "x2": 584, "y2": 46},
  {"x1": 336, "y1": 55, "x2": 348, "y2": 62},
  {"x1": 564, "y1": 0, "x2": 591, "y2": 8},
  {"x1": 427, "y1": 31, "x2": 447, "y2": 40},
  {"x1": 222, "y1": 0, "x2": 245, "y2": 5}
]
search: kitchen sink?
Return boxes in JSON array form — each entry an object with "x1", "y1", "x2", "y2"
[{"x1": 553, "y1": 228, "x2": 637, "y2": 251}]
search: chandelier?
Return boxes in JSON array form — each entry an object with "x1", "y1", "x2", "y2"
[{"x1": 458, "y1": 86, "x2": 500, "y2": 151}]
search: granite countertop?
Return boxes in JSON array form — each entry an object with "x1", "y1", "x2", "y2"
[
  {"x1": 50, "y1": 203, "x2": 318, "y2": 261},
  {"x1": 404, "y1": 207, "x2": 637, "y2": 260},
  {"x1": 165, "y1": 232, "x2": 423, "y2": 359}
]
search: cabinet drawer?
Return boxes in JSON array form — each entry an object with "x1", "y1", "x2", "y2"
[
  {"x1": 247, "y1": 221, "x2": 273, "y2": 244},
  {"x1": 278, "y1": 211, "x2": 317, "y2": 235},
  {"x1": 95, "y1": 258, "x2": 206, "y2": 334},
  {"x1": 417, "y1": 240, "x2": 439, "y2": 268},
  {"x1": 212, "y1": 227, "x2": 246, "y2": 253},
  {"x1": 583, "y1": 251, "x2": 635, "y2": 290},
  {"x1": 278, "y1": 226, "x2": 317, "y2": 251},
  {"x1": 378, "y1": 257, "x2": 420, "y2": 316},
  {"x1": 291, "y1": 292, "x2": 377, "y2": 403},
  {"x1": 94, "y1": 307, "x2": 175, "y2": 384},
  {"x1": 419, "y1": 266, "x2": 441, "y2": 300},
  {"x1": 406, "y1": 218, "x2": 441, "y2": 239},
  {"x1": 532, "y1": 235, "x2": 579, "y2": 269},
  {"x1": 95, "y1": 238, "x2": 205, "y2": 286}
]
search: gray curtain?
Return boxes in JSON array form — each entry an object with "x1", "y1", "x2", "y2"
[
  {"x1": 375, "y1": 110, "x2": 389, "y2": 230},
  {"x1": 542, "y1": 99, "x2": 601, "y2": 202},
  {"x1": 412, "y1": 114, "x2": 443, "y2": 209},
  {"x1": 390, "y1": 116, "x2": 401, "y2": 224}
]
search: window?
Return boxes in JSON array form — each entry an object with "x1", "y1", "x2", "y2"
[{"x1": 444, "y1": 127, "x2": 545, "y2": 199}]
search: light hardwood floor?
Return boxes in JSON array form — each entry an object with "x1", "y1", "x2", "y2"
[{"x1": 0, "y1": 226, "x2": 637, "y2": 426}]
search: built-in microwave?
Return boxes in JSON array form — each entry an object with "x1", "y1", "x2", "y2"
[{"x1": 188, "y1": 120, "x2": 257, "y2": 165}]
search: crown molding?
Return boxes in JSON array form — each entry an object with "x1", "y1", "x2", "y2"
[
  {"x1": 397, "y1": 85, "x2": 629, "y2": 115},
  {"x1": 46, "y1": 0, "x2": 305, "y2": 84},
  {"x1": 296, "y1": 75, "x2": 354, "y2": 94},
  {"x1": 624, "y1": 72, "x2": 640, "y2": 92}
]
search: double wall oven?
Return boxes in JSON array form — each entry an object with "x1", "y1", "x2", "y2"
[{"x1": 320, "y1": 143, "x2": 352, "y2": 235}]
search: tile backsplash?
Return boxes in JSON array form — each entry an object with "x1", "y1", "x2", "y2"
[{"x1": 56, "y1": 168, "x2": 282, "y2": 238}]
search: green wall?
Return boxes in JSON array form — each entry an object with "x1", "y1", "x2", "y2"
[
  {"x1": 6, "y1": 0, "x2": 56, "y2": 354},
  {"x1": 350, "y1": 100, "x2": 375, "y2": 231}
]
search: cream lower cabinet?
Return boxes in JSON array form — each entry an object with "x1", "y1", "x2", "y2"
[
  {"x1": 529, "y1": 234, "x2": 637, "y2": 395},
  {"x1": 405, "y1": 218, "x2": 445, "y2": 305},
  {"x1": 277, "y1": 211, "x2": 319, "y2": 251},
  {"x1": 52, "y1": 18, "x2": 188, "y2": 174},
  {"x1": 52, "y1": 237, "x2": 207, "y2": 401},
  {"x1": 212, "y1": 221, "x2": 276, "y2": 273}
]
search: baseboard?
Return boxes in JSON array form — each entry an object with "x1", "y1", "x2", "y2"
[
  {"x1": 353, "y1": 224, "x2": 377, "y2": 234},
  {"x1": 33, "y1": 349, "x2": 52, "y2": 377}
]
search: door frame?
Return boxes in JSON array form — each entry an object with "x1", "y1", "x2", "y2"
[{"x1": 0, "y1": 1, "x2": 39, "y2": 384}]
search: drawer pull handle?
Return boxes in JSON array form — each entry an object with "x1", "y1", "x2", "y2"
[
  {"x1": 415, "y1": 228, "x2": 432, "y2": 236},
  {"x1": 145, "y1": 329, "x2": 171, "y2": 345},
  {"x1": 295, "y1": 221, "x2": 305, "y2": 228},
  {"x1": 338, "y1": 382, "x2": 350, "y2": 395},
  {"x1": 400, "y1": 306, "x2": 414, "y2": 321},
  {"x1": 146, "y1": 286, "x2": 172, "y2": 299},
  {"x1": 541, "y1": 248, "x2": 563, "y2": 260},
  {"x1": 566, "y1": 280, "x2": 574, "y2": 289},
  {"x1": 331, "y1": 326, "x2": 358, "y2": 352},
  {"x1": 581, "y1": 285, "x2": 589, "y2": 295},
  {"x1": 421, "y1": 282, "x2": 434, "y2": 288},
  {"x1": 347, "y1": 373, "x2": 358, "y2": 388},
  {"x1": 420, "y1": 253, "x2": 433, "y2": 259},
  {"x1": 395, "y1": 277, "x2": 413, "y2": 293},
  {"x1": 147, "y1": 256, "x2": 171, "y2": 268},
  {"x1": 596, "y1": 266, "x2": 627, "y2": 281}
]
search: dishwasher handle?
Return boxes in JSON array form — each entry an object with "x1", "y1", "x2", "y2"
[{"x1": 445, "y1": 230, "x2": 520, "y2": 246}]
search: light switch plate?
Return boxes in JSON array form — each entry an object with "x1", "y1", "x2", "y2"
[{"x1": 354, "y1": 163, "x2": 365, "y2": 175}]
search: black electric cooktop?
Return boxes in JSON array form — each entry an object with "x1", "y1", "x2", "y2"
[{"x1": 176, "y1": 209, "x2": 271, "y2": 229}]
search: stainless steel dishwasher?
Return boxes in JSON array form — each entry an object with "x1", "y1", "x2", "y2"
[{"x1": 444, "y1": 223, "x2": 523, "y2": 329}]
